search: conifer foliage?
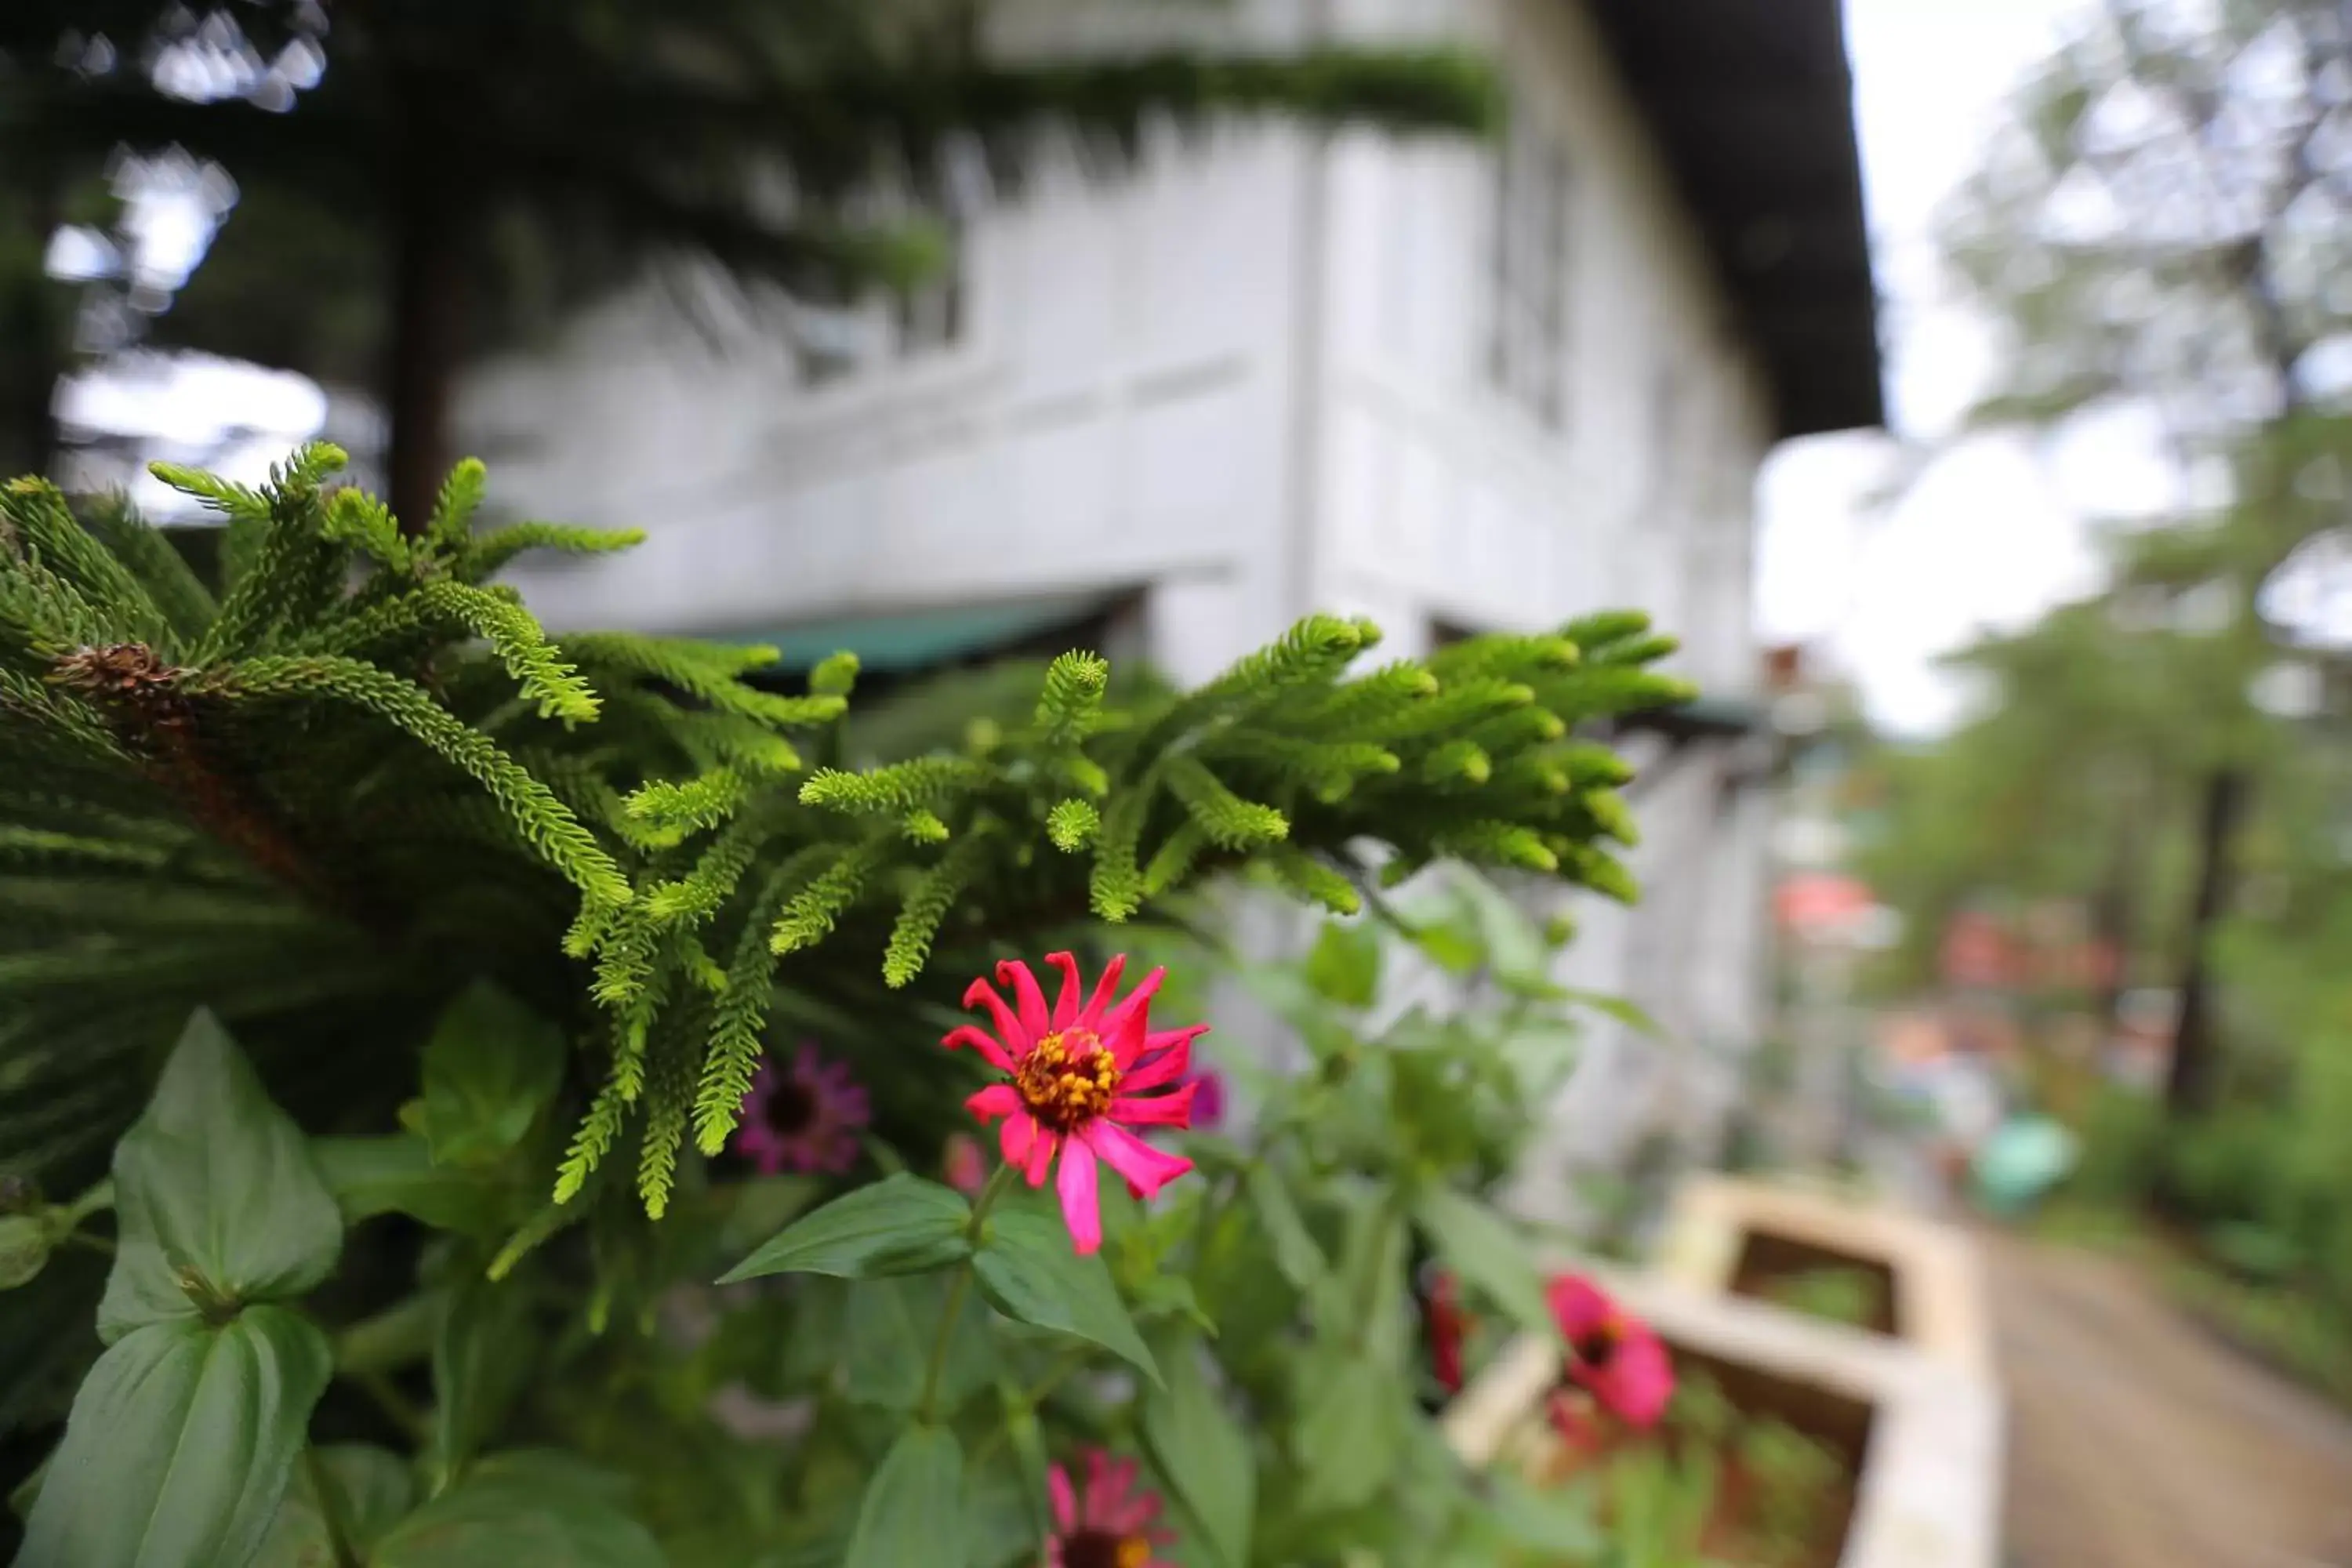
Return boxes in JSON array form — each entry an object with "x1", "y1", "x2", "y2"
[
  {"x1": 0, "y1": 452, "x2": 1687, "y2": 1218},
  {"x1": 0, "y1": 450, "x2": 1699, "y2": 1566}
]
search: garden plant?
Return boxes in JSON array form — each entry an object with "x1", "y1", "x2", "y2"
[{"x1": 0, "y1": 448, "x2": 1697, "y2": 1566}]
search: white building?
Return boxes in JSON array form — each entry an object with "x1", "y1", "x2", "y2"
[{"x1": 475, "y1": 0, "x2": 1881, "y2": 1211}]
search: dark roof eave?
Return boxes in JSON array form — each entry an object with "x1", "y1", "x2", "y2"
[{"x1": 1584, "y1": 0, "x2": 1886, "y2": 439}]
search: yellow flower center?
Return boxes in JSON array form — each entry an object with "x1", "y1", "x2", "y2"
[
  {"x1": 1574, "y1": 1316, "x2": 1624, "y2": 1370},
  {"x1": 1014, "y1": 1028, "x2": 1120, "y2": 1132},
  {"x1": 1063, "y1": 1530, "x2": 1152, "y2": 1568}
]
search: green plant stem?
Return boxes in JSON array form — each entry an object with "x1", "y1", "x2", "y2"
[
  {"x1": 918, "y1": 1160, "x2": 1018, "y2": 1422},
  {"x1": 303, "y1": 1445, "x2": 361, "y2": 1568},
  {"x1": 354, "y1": 1368, "x2": 430, "y2": 1443},
  {"x1": 969, "y1": 1348, "x2": 1090, "y2": 1468},
  {"x1": 59, "y1": 1232, "x2": 114, "y2": 1257}
]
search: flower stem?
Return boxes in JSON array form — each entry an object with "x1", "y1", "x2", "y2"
[{"x1": 918, "y1": 1160, "x2": 1018, "y2": 1423}]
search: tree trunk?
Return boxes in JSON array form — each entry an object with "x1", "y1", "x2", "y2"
[
  {"x1": 385, "y1": 173, "x2": 466, "y2": 536},
  {"x1": 2088, "y1": 821, "x2": 2135, "y2": 1038},
  {"x1": 2164, "y1": 767, "x2": 2247, "y2": 1120}
]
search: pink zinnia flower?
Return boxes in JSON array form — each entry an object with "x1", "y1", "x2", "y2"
[
  {"x1": 947, "y1": 953, "x2": 1203, "y2": 1254},
  {"x1": 1545, "y1": 1274, "x2": 1674, "y2": 1430},
  {"x1": 732, "y1": 1044, "x2": 869, "y2": 1174},
  {"x1": 1046, "y1": 1450, "x2": 1177, "y2": 1568},
  {"x1": 942, "y1": 1132, "x2": 988, "y2": 1196}
]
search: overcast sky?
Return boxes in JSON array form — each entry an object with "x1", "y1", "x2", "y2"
[{"x1": 1755, "y1": 0, "x2": 2120, "y2": 735}]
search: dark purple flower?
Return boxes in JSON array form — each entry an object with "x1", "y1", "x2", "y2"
[{"x1": 733, "y1": 1044, "x2": 869, "y2": 1174}]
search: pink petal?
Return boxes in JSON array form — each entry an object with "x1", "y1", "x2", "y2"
[
  {"x1": 1078, "y1": 953, "x2": 1127, "y2": 1029},
  {"x1": 734, "y1": 1124, "x2": 786, "y2": 1174},
  {"x1": 1048, "y1": 1464, "x2": 1077, "y2": 1533},
  {"x1": 1000, "y1": 1111, "x2": 1039, "y2": 1171},
  {"x1": 1083, "y1": 1120, "x2": 1192, "y2": 1200},
  {"x1": 1119, "y1": 1030, "x2": 1203, "y2": 1092},
  {"x1": 1025, "y1": 1125, "x2": 1058, "y2": 1186},
  {"x1": 1058, "y1": 1136, "x2": 1103, "y2": 1254},
  {"x1": 1100, "y1": 967, "x2": 1166, "y2": 1066},
  {"x1": 999, "y1": 960, "x2": 1051, "y2": 1040},
  {"x1": 1109, "y1": 1080, "x2": 1197, "y2": 1127},
  {"x1": 1545, "y1": 1275, "x2": 1613, "y2": 1340},
  {"x1": 1608, "y1": 1328, "x2": 1676, "y2": 1428},
  {"x1": 1141, "y1": 1022, "x2": 1210, "y2": 1059},
  {"x1": 942, "y1": 1025, "x2": 1015, "y2": 1073},
  {"x1": 1045, "y1": 951, "x2": 1084, "y2": 1030},
  {"x1": 1103, "y1": 1481, "x2": 1161, "y2": 1535},
  {"x1": 1083, "y1": 1450, "x2": 1117, "y2": 1523},
  {"x1": 963, "y1": 978, "x2": 1031, "y2": 1055},
  {"x1": 966, "y1": 1084, "x2": 1022, "y2": 1123}
]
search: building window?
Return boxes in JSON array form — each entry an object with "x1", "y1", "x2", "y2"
[{"x1": 1490, "y1": 112, "x2": 1573, "y2": 428}]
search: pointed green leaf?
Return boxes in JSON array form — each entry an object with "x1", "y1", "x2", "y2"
[
  {"x1": 843, "y1": 1274, "x2": 996, "y2": 1414},
  {"x1": 1293, "y1": 1357, "x2": 1404, "y2": 1515},
  {"x1": 1411, "y1": 1185, "x2": 1553, "y2": 1338},
  {"x1": 313, "y1": 1134, "x2": 511, "y2": 1236},
  {"x1": 370, "y1": 1450, "x2": 662, "y2": 1567},
  {"x1": 844, "y1": 1425, "x2": 964, "y2": 1568},
  {"x1": 1140, "y1": 1330, "x2": 1254, "y2": 1568},
  {"x1": 960, "y1": 1445, "x2": 1043, "y2": 1568},
  {"x1": 1245, "y1": 1165, "x2": 1325, "y2": 1291},
  {"x1": 100, "y1": 1011, "x2": 343, "y2": 1341},
  {"x1": 418, "y1": 983, "x2": 566, "y2": 1167},
  {"x1": 20, "y1": 1306, "x2": 332, "y2": 1568},
  {"x1": 972, "y1": 1207, "x2": 1160, "y2": 1385},
  {"x1": 432, "y1": 1277, "x2": 533, "y2": 1487},
  {"x1": 717, "y1": 1174, "x2": 971, "y2": 1283},
  {"x1": 254, "y1": 1444, "x2": 416, "y2": 1567}
]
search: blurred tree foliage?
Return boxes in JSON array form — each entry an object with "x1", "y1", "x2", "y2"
[
  {"x1": 1936, "y1": 0, "x2": 2352, "y2": 1117},
  {"x1": 0, "y1": 2, "x2": 1497, "y2": 524}
]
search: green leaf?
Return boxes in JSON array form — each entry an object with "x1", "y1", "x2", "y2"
[
  {"x1": 1302, "y1": 921, "x2": 1382, "y2": 1008},
  {"x1": 972, "y1": 1207, "x2": 1160, "y2": 1385},
  {"x1": 1411, "y1": 1185, "x2": 1553, "y2": 1338},
  {"x1": 1140, "y1": 1330, "x2": 1254, "y2": 1568},
  {"x1": 961, "y1": 1446, "x2": 1042, "y2": 1568},
  {"x1": 432, "y1": 1278, "x2": 533, "y2": 1486},
  {"x1": 1483, "y1": 1471, "x2": 1606, "y2": 1559},
  {"x1": 844, "y1": 1425, "x2": 964, "y2": 1568},
  {"x1": 371, "y1": 1450, "x2": 663, "y2": 1567},
  {"x1": 20, "y1": 1306, "x2": 333, "y2": 1568},
  {"x1": 254, "y1": 1444, "x2": 416, "y2": 1567},
  {"x1": 715, "y1": 1174, "x2": 824, "y2": 1258},
  {"x1": 1129, "y1": 1272, "x2": 1216, "y2": 1334},
  {"x1": 717, "y1": 1174, "x2": 971, "y2": 1283},
  {"x1": 1292, "y1": 1358, "x2": 1404, "y2": 1515},
  {"x1": 313, "y1": 1134, "x2": 511, "y2": 1236},
  {"x1": 1558, "y1": 985, "x2": 1663, "y2": 1038},
  {"x1": 417, "y1": 982, "x2": 567, "y2": 1167},
  {"x1": 99, "y1": 1011, "x2": 343, "y2": 1341},
  {"x1": 842, "y1": 1274, "x2": 995, "y2": 1414},
  {"x1": 1245, "y1": 1165, "x2": 1326, "y2": 1291}
]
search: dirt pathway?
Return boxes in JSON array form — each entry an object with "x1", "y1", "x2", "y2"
[{"x1": 1984, "y1": 1230, "x2": 2352, "y2": 1568}]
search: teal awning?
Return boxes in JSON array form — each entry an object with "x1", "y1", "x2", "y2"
[{"x1": 730, "y1": 594, "x2": 1114, "y2": 674}]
